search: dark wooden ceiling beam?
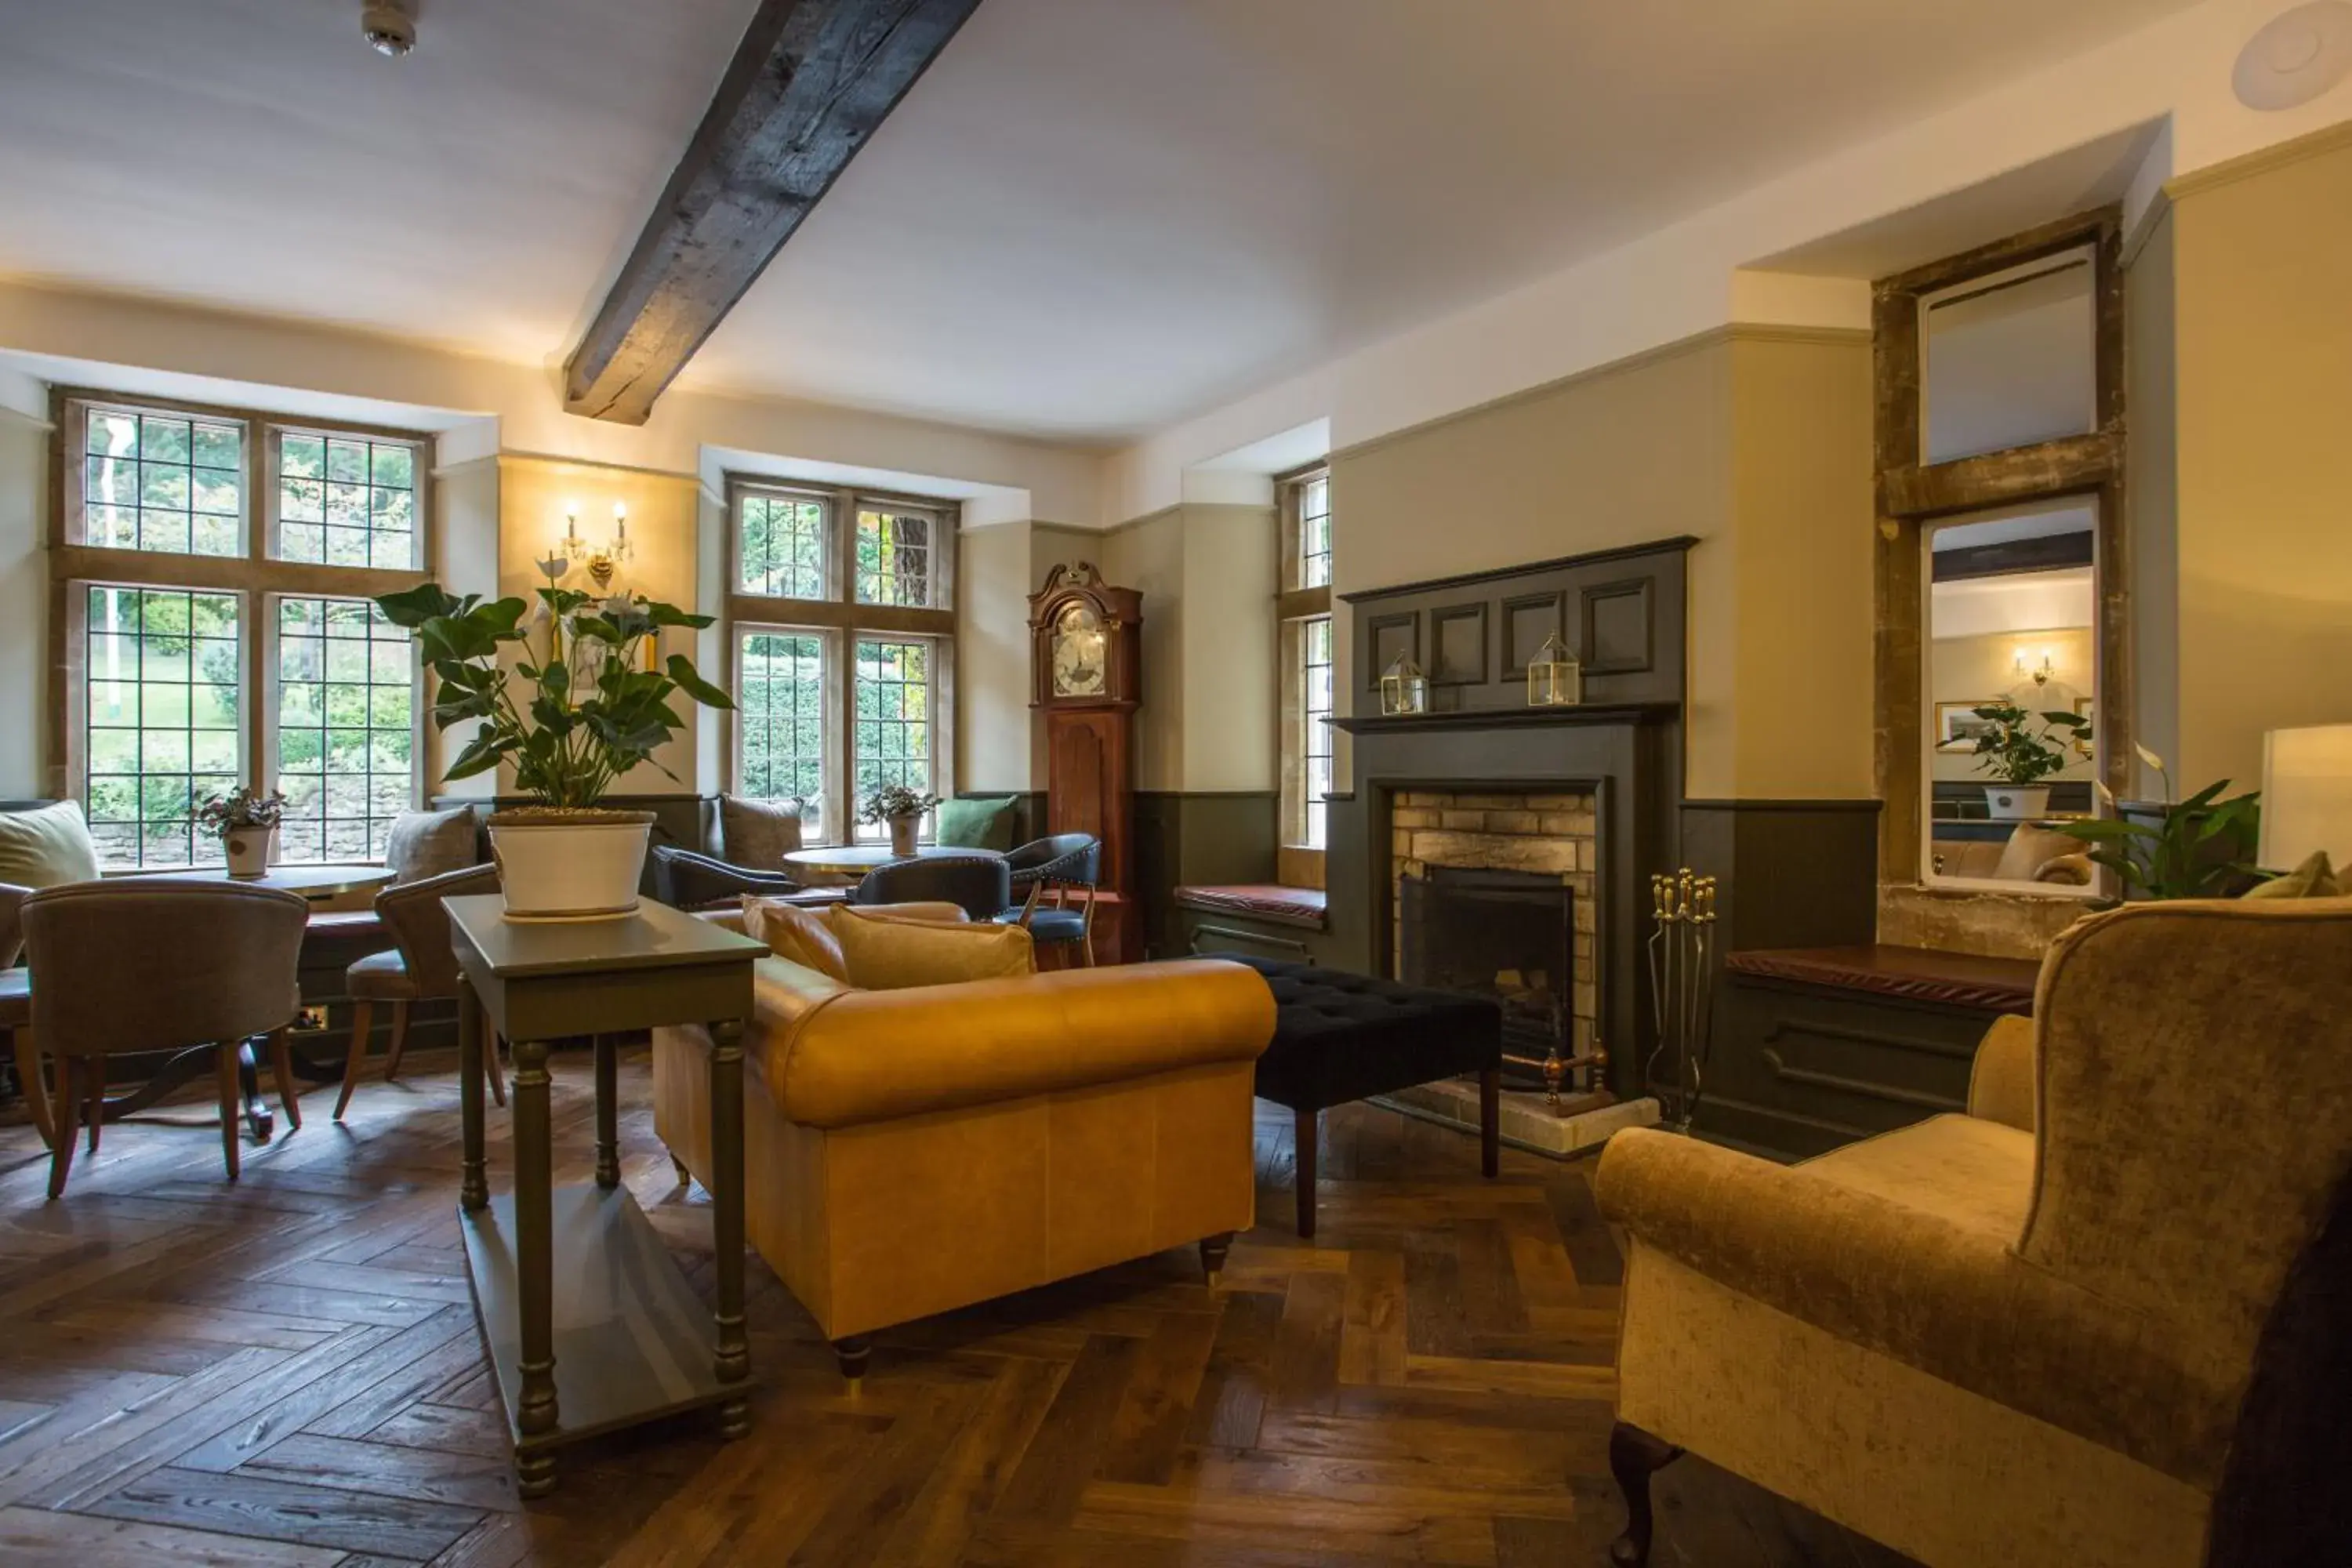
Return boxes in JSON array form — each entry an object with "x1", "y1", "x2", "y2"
[{"x1": 562, "y1": 0, "x2": 984, "y2": 425}]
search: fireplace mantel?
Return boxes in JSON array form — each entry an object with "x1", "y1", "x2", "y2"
[{"x1": 1332, "y1": 701, "x2": 1679, "y2": 736}]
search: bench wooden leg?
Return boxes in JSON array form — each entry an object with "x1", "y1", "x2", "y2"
[
  {"x1": 1479, "y1": 1066, "x2": 1500, "y2": 1178},
  {"x1": 1294, "y1": 1107, "x2": 1318, "y2": 1240}
]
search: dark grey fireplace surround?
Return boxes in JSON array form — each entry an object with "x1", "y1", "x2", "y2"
[{"x1": 1326, "y1": 538, "x2": 1693, "y2": 1104}]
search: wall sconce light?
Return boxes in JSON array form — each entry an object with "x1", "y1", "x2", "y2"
[
  {"x1": 559, "y1": 499, "x2": 633, "y2": 590},
  {"x1": 2013, "y1": 651, "x2": 2055, "y2": 687}
]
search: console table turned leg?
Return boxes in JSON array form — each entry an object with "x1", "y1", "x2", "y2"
[
  {"x1": 1608, "y1": 1420, "x2": 1684, "y2": 1567},
  {"x1": 456, "y1": 981, "x2": 488, "y2": 1213},
  {"x1": 593, "y1": 1033, "x2": 619, "y2": 1189},
  {"x1": 1479, "y1": 1065, "x2": 1501, "y2": 1178},
  {"x1": 1294, "y1": 1106, "x2": 1318, "y2": 1240},
  {"x1": 1199, "y1": 1231, "x2": 1234, "y2": 1286},
  {"x1": 708, "y1": 1018, "x2": 750, "y2": 1439},
  {"x1": 510, "y1": 1037, "x2": 559, "y2": 1494}
]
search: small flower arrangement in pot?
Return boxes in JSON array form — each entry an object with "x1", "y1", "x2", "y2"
[
  {"x1": 1966, "y1": 701, "x2": 2092, "y2": 820},
  {"x1": 198, "y1": 786, "x2": 287, "y2": 879},
  {"x1": 858, "y1": 784, "x2": 940, "y2": 858}
]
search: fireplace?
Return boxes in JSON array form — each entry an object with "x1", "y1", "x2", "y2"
[{"x1": 1400, "y1": 866, "x2": 1574, "y2": 1087}]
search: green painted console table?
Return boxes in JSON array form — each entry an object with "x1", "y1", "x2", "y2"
[{"x1": 445, "y1": 894, "x2": 763, "y2": 1498}]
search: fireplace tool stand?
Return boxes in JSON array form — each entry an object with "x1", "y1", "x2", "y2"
[{"x1": 1644, "y1": 869, "x2": 1717, "y2": 1133}]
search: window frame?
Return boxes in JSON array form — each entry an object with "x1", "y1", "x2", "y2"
[
  {"x1": 47, "y1": 388, "x2": 436, "y2": 867},
  {"x1": 720, "y1": 475, "x2": 959, "y2": 844},
  {"x1": 1276, "y1": 463, "x2": 1334, "y2": 880},
  {"x1": 1870, "y1": 209, "x2": 2129, "y2": 905}
]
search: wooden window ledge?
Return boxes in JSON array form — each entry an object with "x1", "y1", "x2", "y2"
[
  {"x1": 1724, "y1": 944, "x2": 2036, "y2": 1015},
  {"x1": 1174, "y1": 884, "x2": 1329, "y2": 931}
]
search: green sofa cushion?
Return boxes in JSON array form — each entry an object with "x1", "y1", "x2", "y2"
[
  {"x1": 936, "y1": 795, "x2": 1018, "y2": 852},
  {"x1": 0, "y1": 800, "x2": 103, "y2": 888}
]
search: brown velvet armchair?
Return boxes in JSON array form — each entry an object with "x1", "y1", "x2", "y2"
[
  {"x1": 336, "y1": 862, "x2": 504, "y2": 1120},
  {"x1": 1595, "y1": 898, "x2": 2352, "y2": 1568}
]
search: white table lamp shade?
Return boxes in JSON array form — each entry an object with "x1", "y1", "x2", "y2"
[{"x1": 2259, "y1": 724, "x2": 2352, "y2": 871}]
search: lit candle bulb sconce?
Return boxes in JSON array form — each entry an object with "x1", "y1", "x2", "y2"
[{"x1": 557, "y1": 499, "x2": 633, "y2": 590}]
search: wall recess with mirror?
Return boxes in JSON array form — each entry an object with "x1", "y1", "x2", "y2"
[{"x1": 1874, "y1": 207, "x2": 2129, "y2": 916}]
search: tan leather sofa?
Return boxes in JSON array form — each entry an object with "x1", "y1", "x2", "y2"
[
  {"x1": 653, "y1": 912, "x2": 1275, "y2": 1380},
  {"x1": 1595, "y1": 898, "x2": 2352, "y2": 1568}
]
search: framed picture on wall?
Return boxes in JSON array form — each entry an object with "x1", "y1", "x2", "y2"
[
  {"x1": 2073, "y1": 698, "x2": 2096, "y2": 757},
  {"x1": 1936, "y1": 701, "x2": 2000, "y2": 753}
]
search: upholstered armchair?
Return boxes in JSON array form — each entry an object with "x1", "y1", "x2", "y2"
[
  {"x1": 1000, "y1": 833, "x2": 1102, "y2": 964},
  {"x1": 650, "y1": 844, "x2": 811, "y2": 913},
  {"x1": 855, "y1": 853, "x2": 1010, "y2": 921},
  {"x1": 1595, "y1": 898, "x2": 2352, "y2": 1568},
  {"x1": 336, "y1": 862, "x2": 503, "y2": 1120}
]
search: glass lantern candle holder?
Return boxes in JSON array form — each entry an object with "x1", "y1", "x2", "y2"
[
  {"x1": 1380, "y1": 653, "x2": 1429, "y2": 717},
  {"x1": 1527, "y1": 631, "x2": 1582, "y2": 706}
]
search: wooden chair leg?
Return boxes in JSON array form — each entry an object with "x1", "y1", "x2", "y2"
[
  {"x1": 267, "y1": 1026, "x2": 301, "y2": 1133},
  {"x1": 84, "y1": 1061, "x2": 103, "y2": 1154},
  {"x1": 482, "y1": 1004, "x2": 506, "y2": 1109},
  {"x1": 47, "y1": 1057, "x2": 82, "y2": 1200},
  {"x1": 1294, "y1": 1106, "x2": 1319, "y2": 1240},
  {"x1": 1608, "y1": 1421, "x2": 1685, "y2": 1567},
  {"x1": 333, "y1": 998, "x2": 373, "y2": 1121},
  {"x1": 382, "y1": 1000, "x2": 412, "y2": 1083},
  {"x1": 216, "y1": 1041, "x2": 242, "y2": 1181},
  {"x1": 12, "y1": 1027, "x2": 53, "y2": 1152}
]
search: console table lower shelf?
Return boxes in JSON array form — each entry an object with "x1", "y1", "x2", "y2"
[{"x1": 459, "y1": 1184, "x2": 745, "y2": 1468}]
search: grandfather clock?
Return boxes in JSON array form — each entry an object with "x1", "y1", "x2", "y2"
[{"x1": 1029, "y1": 562, "x2": 1142, "y2": 964}]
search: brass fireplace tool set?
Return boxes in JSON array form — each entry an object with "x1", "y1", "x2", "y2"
[{"x1": 1645, "y1": 869, "x2": 1718, "y2": 1133}]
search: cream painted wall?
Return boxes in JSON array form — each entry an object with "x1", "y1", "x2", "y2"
[
  {"x1": 1180, "y1": 505, "x2": 1276, "y2": 794},
  {"x1": 958, "y1": 521, "x2": 1037, "y2": 793},
  {"x1": 1102, "y1": 510, "x2": 1185, "y2": 793},
  {"x1": 2127, "y1": 205, "x2": 2181, "y2": 800},
  {"x1": 494, "y1": 456, "x2": 706, "y2": 795},
  {"x1": 430, "y1": 455, "x2": 502, "y2": 799},
  {"x1": 1326, "y1": 328, "x2": 1873, "y2": 800},
  {"x1": 2169, "y1": 131, "x2": 2352, "y2": 792},
  {"x1": 0, "y1": 398, "x2": 47, "y2": 797}
]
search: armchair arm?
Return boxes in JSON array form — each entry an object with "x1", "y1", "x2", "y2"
[
  {"x1": 767, "y1": 959, "x2": 1274, "y2": 1130},
  {"x1": 1967, "y1": 1014, "x2": 2037, "y2": 1131},
  {"x1": 1595, "y1": 1127, "x2": 2233, "y2": 1487}
]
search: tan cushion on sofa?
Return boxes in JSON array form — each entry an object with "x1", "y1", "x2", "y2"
[
  {"x1": 383, "y1": 806, "x2": 477, "y2": 884},
  {"x1": 1994, "y1": 823, "x2": 2084, "y2": 883},
  {"x1": 741, "y1": 898, "x2": 849, "y2": 983},
  {"x1": 0, "y1": 801, "x2": 102, "y2": 888},
  {"x1": 2242, "y1": 850, "x2": 2340, "y2": 898},
  {"x1": 829, "y1": 906, "x2": 1033, "y2": 989}
]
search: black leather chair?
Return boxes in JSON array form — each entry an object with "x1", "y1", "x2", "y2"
[
  {"x1": 999, "y1": 833, "x2": 1102, "y2": 966},
  {"x1": 651, "y1": 844, "x2": 810, "y2": 912},
  {"x1": 855, "y1": 854, "x2": 1010, "y2": 922}
]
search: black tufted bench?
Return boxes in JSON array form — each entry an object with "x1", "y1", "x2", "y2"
[{"x1": 1221, "y1": 955, "x2": 1503, "y2": 1238}]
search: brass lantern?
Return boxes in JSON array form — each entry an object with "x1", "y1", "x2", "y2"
[
  {"x1": 1527, "y1": 631, "x2": 1581, "y2": 706},
  {"x1": 1380, "y1": 652, "x2": 1429, "y2": 717}
]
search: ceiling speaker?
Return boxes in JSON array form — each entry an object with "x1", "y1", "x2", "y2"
[{"x1": 2234, "y1": 2, "x2": 2352, "y2": 111}]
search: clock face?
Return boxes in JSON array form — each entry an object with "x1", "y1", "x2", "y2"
[{"x1": 1051, "y1": 603, "x2": 1107, "y2": 697}]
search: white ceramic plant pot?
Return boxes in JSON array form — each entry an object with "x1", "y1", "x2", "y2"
[
  {"x1": 487, "y1": 810, "x2": 655, "y2": 922},
  {"x1": 223, "y1": 826, "x2": 274, "y2": 879},
  {"x1": 1983, "y1": 785, "x2": 2052, "y2": 822},
  {"x1": 888, "y1": 815, "x2": 920, "y2": 858}
]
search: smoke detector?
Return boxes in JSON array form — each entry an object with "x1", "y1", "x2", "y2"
[
  {"x1": 361, "y1": 0, "x2": 416, "y2": 59},
  {"x1": 2234, "y1": 2, "x2": 2352, "y2": 110}
]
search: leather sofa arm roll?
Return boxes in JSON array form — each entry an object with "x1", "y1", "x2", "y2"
[
  {"x1": 1967, "y1": 1014, "x2": 2038, "y2": 1132},
  {"x1": 1594, "y1": 1127, "x2": 2234, "y2": 1489},
  {"x1": 757, "y1": 957, "x2": 1275, "y2": 1130}
]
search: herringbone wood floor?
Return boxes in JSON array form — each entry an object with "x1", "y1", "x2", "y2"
[{"x1": 0, "y1": 1047, "x2": 1913, "y2": 1567}]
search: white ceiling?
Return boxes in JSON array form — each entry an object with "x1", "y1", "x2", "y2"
[{"x1": 0, "y1": 0, "x2": 2204, "y2": 443}]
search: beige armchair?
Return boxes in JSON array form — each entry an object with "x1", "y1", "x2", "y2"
[{"x1": 1597, "y1": 897, "x2": 2352, "y2": 1568}]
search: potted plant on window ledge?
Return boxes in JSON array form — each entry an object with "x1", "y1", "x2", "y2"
[
  {"x1": 198, "y1": 786, "x2": 286, "y2": 879},
  {"x1": 858, "y1": 784, "x2": 940, "y2": 858},
  {"x1": 376, "y1": 580, "x2": 731, "y2": 922},
  {"x1": 1966, "y1": 701, "x2": 2090, "y2": 820}
]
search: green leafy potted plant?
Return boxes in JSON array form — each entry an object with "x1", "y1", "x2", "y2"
[
  {"x1": 198, "y1": 786, "x2": 286, "y2": 879},
  {"x1": 1966, "y1": 701, "x2": 2091, "y2": 820},
  {"x1": 375, "y1": 580, "x2": 731, "y2": 921},
  {"x1": 858, "y1": 783, "x2": 940, "y2": 858},
  {"x1": 2056, "y1": 746, "x2": 2264, "y2": 901}
]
